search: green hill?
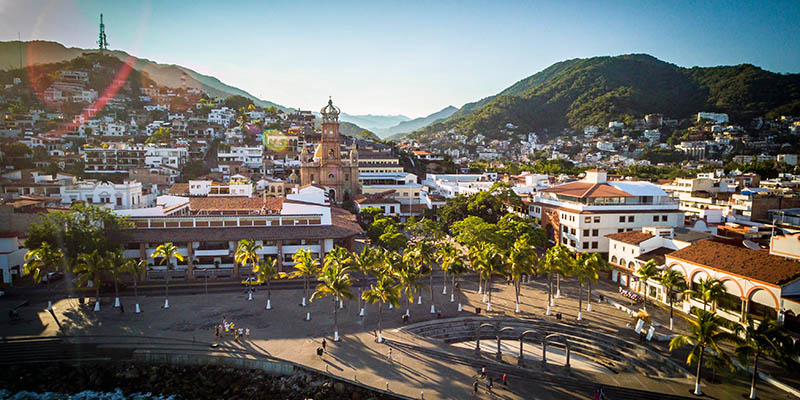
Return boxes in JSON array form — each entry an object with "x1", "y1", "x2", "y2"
[
  {"x1": 0, "y1": 40, "x2": 287, "y2": 110},
  {"x1": 410, "y1": 54, "x2": 800, "y2": 141}
]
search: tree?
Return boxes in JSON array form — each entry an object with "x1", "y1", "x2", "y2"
[
  {"x1": 544, "y1": 244, "x2": 573, "y2": 309},
  {"x1": 359, "y1": 207, "x2": 384, "y2": 229},
  {"x1": 451, "y1": 216, "x2": 499, "y2": 248},
  {"x1": 362, "y1": 275, "x2": 401, "y2": 343},
  {"x1": 74, "y1": 250, "x2": 108, "y2": 311},
  {"x1": 254, "y1": 257, "x2": 282, "y2": 310},
  {"x1": 407, "y1": 239, "x2": 438, "y2": 313},
  {"x1": 146, "y1": 127, "x2": 171, "y2": 144},
  {"x1": 224, "y1": 95, "x2": 254, "y2": 110},
  {"x1": 579, "y1": 252, "x2": 606, "y2": 315},
  {"x1": 635, "y1": 260, "x2": 660, "y2": 311},
  {"x1": 351, "y1": 246, "x2": 383, "y2": 316},
  {"x1": 469, "y1": 242, "x2": 505, "y2": 312},
  {"x1": 506, "y1": 237, "x2": 536, "y2": 314},
  {"x1": 151, "y1": 242, "x2": 184, "y2": 309},
  {"x1": 735, "y1": 316, "x2": 798, "y2": 400},
  {"x1": 669, "y1": 309, "x2": 739, "y2": 396},
  {"x1": 395, "y1": 253, "x2": 425, "y2": 317},
  {"x1": 24, "y1": 242, "x2": 64, "y2": 309},
  {"x1": 659, "y1": 269, "x2": 686, "y2": 331},
  {"x1": 105, "y1": 249, "x2": 126, "y2": 308},
  {"x1": 121, "y1": 258, "x2": 146, "y2": 313},
  {"x1": 25, "y1": 204, "x2": 131, "y2": 269},
  {"x1": 438, "y1": 242, "x2": 468, "y2": 307},
  {"x1": 290, "y1": 248, "x2": 320, "y2": 307},
  {"x1": 235, "y1": 239, "x2": 262, "y2": 291},
  {"x1": 311, "y1": 246, "x2": 353, "y2": 342},
  {"x1": 180, "y1": 160, "x2": 211, "y2": 181},
  {"x1": 684, "y1": 277, "x2": 727, "y2": 312}
]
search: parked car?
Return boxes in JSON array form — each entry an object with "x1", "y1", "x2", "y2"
[
  {"x1": 41, "y1": 271, "x2": 64, "y2": 283},
  {"x1": 241, "y1": 277, "x2": 261, "y2": 287}
]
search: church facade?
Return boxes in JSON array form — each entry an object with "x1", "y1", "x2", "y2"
[{"x1": 299, "y1": 98, "x2": 360, "y2": 203}]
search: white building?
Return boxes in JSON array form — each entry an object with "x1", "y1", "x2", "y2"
[
  {"x1": 60, "y1": 180, "x2": 144, "y2": 209},
  {"x1": 697, "y1": 112, "x2": 729, "y2": 124},
  {"x1": 209, "y1": 107, "x2": 236, "y2": 127},
  {"x1": 188, "y1": 178, "x2": 254, "y2": 197},
  {"x1": 530, "y1": 169, "x2": 683, "y2": 253},
  {"x1": 144, "y1": 147, "x2": 189, "y2": 170},
  {"x1": 643, "y1": 129, "x2": 661, "y2": 144},
  {"x1": 218, "y1": 146, "x2": 263, "y2": 170},
  {"x1": 0, "y1": 234, "x2": 27, "y2": 285}
]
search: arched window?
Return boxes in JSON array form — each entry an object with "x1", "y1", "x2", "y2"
[
  {"x1": 620, "y1": 259, "x2": 627, "y2": 267},
  {"x1": 611, "y1": 256, "x2": 618, "y2": 264},
  {"x1": 328, "y1": 173, "x2": 335, "y2": 180},
  {"x1": 628, "y1": 261, "x2": 635, "y2": 269},
  {"x1": 328, "y1": 149, "x2": 335, "y2": 159}
]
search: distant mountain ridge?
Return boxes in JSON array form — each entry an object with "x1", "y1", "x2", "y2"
[
  {"x1": 0, "y1": 40, "x2": 289, "y2": 111},
  {"x1": 410, "y1": 54, "x2": 800, "y2": 141},
  {"x1": 378, "y1": 105, "x2": 458, "y2": 139},
  {"x1": 338, "y1": 113, "x2": 410, "y2": 131}
]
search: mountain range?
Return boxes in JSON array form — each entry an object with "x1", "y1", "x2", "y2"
[
  {"x1": 0, "y1": 41, "x2": 451, "y2": 137},
  {"x1": 377, "y1": 105, "x2": 458, "y2": 139},
  {"x1": 407, "y1": 54, "x2": 800, "y2": 141}
]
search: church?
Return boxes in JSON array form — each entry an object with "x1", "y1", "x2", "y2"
[{"x1": 299, "y1": 98, "x2": 360, "y2": 203}]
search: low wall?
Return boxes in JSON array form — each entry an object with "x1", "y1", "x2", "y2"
[{"x1": 133, "y1": 350, "x2": 295, "y2": 376}]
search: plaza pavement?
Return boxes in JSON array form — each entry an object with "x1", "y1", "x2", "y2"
[{"x1": 1, "y1": 275, "x2": 796, "y2": 399}]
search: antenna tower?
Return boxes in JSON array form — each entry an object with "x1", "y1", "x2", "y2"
[{"x1": 98, "y1": 14, "x2": 109, "y2": 53}]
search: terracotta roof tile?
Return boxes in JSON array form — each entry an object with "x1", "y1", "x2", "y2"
[
  {"x1": 168, "y1": 183, "x2": 189, "y2": 195},
  {"x1": 667, "y1": 240, "x2": 800, "y2": 286},
  {"x1": 540, "y1": 182, "x2": 633, "y2": 198},
  {"x1": 605, "y1": 231, "x2": 655, "y2": 245},
  {"x1": 189, "y1": 197, "x2": 284, "y2": 212}
]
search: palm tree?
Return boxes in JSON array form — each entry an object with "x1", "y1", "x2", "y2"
[
  {"x1": 362, "y1": 275, "x2": 401, "y2": 343},
  {"x1": 735, "y1": 316, "x2": 797, "y2": 400},
  {"x1": 669, "y1": 309, "x2": 739, "y2": 396},
  {"x1": 470, "y1": 242, "x2": 505, "y2": 312},
  {"x1": 74, "y1": 250, "x2": 109, "y2": 311},
  {"x1": 105, "y1": 249, "x2": 126, "y2": 308},
  {"x1": 439, "y1": 242, "x2": 468, "y2": 307},
  {"x1": 121, "y1": 258, "x2": 146, "y2": 313},
  {"x1": 254, "y1": 257, "x2": 283, "y2": 310},
  {"x1": 684, "y1": 277, "x2": 727, "y2": 312},
  {"x1": 582, "y1": 252, "x2": 606, "y2": 314},
  {"x1": 235, "y1": 239, "x2": 263, "y2": 299},
  {"x1": 573, "y1": 252, "x2": 595, "y2": 321},
  {"x1": 407, "y1": 239, "x2": 437, "y2": 313},
  {"x1": 395, "y1": 254, "x2": 425, "y2": 317},
  {"x1": 658, "y1": 269, "x2": 686, "y2": 331},
  {"x1": 151, "y1": 242, "x2": 184, "y2": 309},
  {"x1": 635, "y1": 260, "x2": 660, "y2": 311},
  {"x1": 507, "y1": 238, "x2": 536, "y2": 314},
  {"x1": 351, "y1": 246, "x2": 382, "y2": 316},
  {"x1": 311, "y1": 246, "x2": 354, "y2": 342},
  {"x1": 24, "y1": 242, "x2": 64, "y2": 310},
  {"x1": 542, "y1": 244, "x2": 571, "y2": 315},
  {"x1": 290, "y1": 248, "x2": 319, "y2": 307}
]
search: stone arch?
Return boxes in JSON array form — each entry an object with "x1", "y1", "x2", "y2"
[
  {"x1": 628, "y1": 261, "x2": 635, "y2": 269},
  {"x1": 542, "y1": 333, "x2": 571, "y2": 369},
  {"x1": 611, "y1": 255, "x2": 618, "y2": 264},
  {"x1": 690, "y1": 269, "x2": 709, "y2": 283},
  {"x1": 620, "y1": 258, "x2": 627, "y2": 267},
  {"x1": 667, "y1": 263, "x2": 688, "y2": 282},
  {"x1": 719, "y1": 278, "x2": 744, "y2": 298},
  {"x1": 746, "y1": 286, "x2": 779, "y2": 309}
]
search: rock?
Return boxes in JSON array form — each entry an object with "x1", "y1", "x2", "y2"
[{"x1": 333, "y1": 382, "x2": 346, "y2": 394}]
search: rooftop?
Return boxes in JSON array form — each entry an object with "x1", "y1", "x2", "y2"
[
  {"x1": 605, "y1": 230, "x2": 654, "y2": 245},
  {"x1": 667, "y1": 240, "x2": 800, "y2": 286}
]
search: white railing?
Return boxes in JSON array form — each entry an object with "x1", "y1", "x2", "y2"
[{"x1": 128, "y1": 214, "x2": 325, "y2": 229}]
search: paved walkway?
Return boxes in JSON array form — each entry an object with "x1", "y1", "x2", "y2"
[{"x1": 1, "y1": 276, "x2": 796, "y2": 399}]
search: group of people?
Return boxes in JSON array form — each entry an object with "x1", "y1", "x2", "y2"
[
  {"x1": 215, "y1": 315, "x2": 250, "y2": 342},
  {"x1": 618, "y1": 286, "x2": 642, "y2": 302},
  {"x1": 473, "y1": 367, "x2": 507, "y2": 395}
]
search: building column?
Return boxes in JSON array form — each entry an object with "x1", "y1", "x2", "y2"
[
  {"x1": 233, "y1": 241, "x2": 240, "y2": 279},
  {"x1": 187, "y1": 242, "x2": 195, "y2": 281},
  {"x1": 740, "y1": 299, "x2": 749, "y2": 322},
  {"x1": 276, "y1": 240, "x2": 284, "y2": 272},
  {"x1": 319, "y1": 238, "x2": 326, "y2": 258}
]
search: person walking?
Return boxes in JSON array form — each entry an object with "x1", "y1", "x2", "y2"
[
  {"x1": 480, "y1": 366, "x2": 486, "y2": 378},
  {"x1": 473, "y1": 380, "x2": 479, "y2": 396},
  {"x1": 322, "y1": 338, "x2": 327, "y2": 353},
  {"x1": 245, "y1": 327, "x2": 250, "y2": 339},
  {"x1": 387, "y1": 347, "x2": 393, "y2": 363},
  {"x1": 485, "y1": 378, "x2": 492, "y2": 394},
  {"x1": 502, "y1": 373, "x2": 507, "y2": 387},
  {"x1": 119, "y1": 303, "x2": 124, "y2": 313}
]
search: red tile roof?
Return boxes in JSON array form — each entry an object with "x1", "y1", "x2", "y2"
[
  {"x1": 667, "y1": 240, "x2": 800, "y2": 286},
  {"x1": 540, "y1": 182, "x2": 633, "y2": 198},
  {"x1": 189, "y1": 197, "x2": 284, "y2": 212},
  {"x1": 605, "y1": 231, "x2": 655, "y2": 245}
]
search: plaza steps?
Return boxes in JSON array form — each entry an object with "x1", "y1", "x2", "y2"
[
  {"x1": 401, "y1": 316, "x2": 690, "y2": 379},
  {"x1": 386, "y1": 339, "x2": 696, "y2": 400},
  {"x1": 0, "y1": 337, "x2": 108, "y2": 365}
]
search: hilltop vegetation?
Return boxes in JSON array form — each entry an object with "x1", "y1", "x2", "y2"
[{"x1": 410, "y1": 54, "x2": 800, "y2": 141}]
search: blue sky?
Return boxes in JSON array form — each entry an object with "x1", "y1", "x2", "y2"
[{"x1": 2, "y1": 0, "x2": 799, "y2": 117}]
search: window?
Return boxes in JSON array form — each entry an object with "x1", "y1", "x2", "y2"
[
  {"x1": 328, "y1": 173, "x2": 335, "y2": 180},
  {"x1": 628, "y1": 216, "x2": 634, "y2": 223},
  {"x1": 591, "y1": 241, "x2": 598, "y2": 249},
  {"x1": 583, "y1": 242, "x2": 589, "y2": 249},
  {"x1": 570, "y1": 228, "x2": 576, "y2": 235},
  {"x1": 585, "y1": 217, "x2": 591, "y2": 223},
  {"x1": 583, "y1": 229, "x2": 590, "y2": 236},
  {"x1": 619, "y1": 216, "x2": 625, "y2": 223},
  {"x1": 570, "y1": 240, "x2": 576, "y2": 247},
  {"x1": 618, "y1": 228, "x2": 624, "y2": 233},
  {"x1": 661, "y1": 215, "x2": 668, "y2": 222},
  {"x1": 594, "y1": 216, "x2": 600, "y2": 223},
  {"x1": 592, "y1": 229, "x2": 598, "y2": 236},
  {"x1": 653, "y1": 215, "x2": 659, "y2": 222}
]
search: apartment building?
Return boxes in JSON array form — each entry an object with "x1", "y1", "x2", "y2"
[
  {"x1": 60, "y1": 180, "x2": 144, "y2": 209},
  {"x1": 530, "y1": 169, "x2": 683, "y2": 253}
]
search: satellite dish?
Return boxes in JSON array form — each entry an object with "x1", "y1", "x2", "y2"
[{"x1": 743, "y1": 240, "x2": 761, "y2": 250}]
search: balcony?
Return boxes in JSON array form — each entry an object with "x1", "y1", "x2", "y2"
[{"x1": 195, "y1": 249, "x2": 230, "y2": 257}]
